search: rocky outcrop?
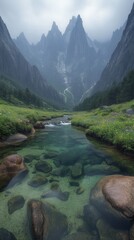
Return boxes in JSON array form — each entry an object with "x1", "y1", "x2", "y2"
[
  {"x1": 0, "y1": 154, "x2": 27, "y2": 190},
  {"x1": 27, "y1": 199, "x2": 68, "y2": 240}
]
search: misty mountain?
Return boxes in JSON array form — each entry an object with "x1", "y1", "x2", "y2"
[
  {"x1": 91, "y1": 3, "x2": 134, "y2": 94},
  {"x1": 0, "y1": 16, "x2": 64, "y2": 109},
  {"x1": 14, "y1": 15, "x2": 124, "y2": 106}
]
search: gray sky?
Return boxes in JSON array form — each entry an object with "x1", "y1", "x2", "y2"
[{"x1": 0, "y1": 0, "x2": 133, "y2": 43}]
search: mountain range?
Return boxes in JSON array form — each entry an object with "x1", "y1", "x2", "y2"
[
  {"x1": 14, "y1": 15, "x2": 125, "y2": 107},
  {"x1": 0, "y1": 3, "x2": 133, "y2": 110},
  {"x1": 0, "y1": 17, "x2": 65, "y2": 109}
]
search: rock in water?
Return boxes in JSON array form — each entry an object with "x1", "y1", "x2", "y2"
[
  {"x1": 6, "y1": 133, "x2": 27, "y2": 144},
  {"x1": 41, "y1": 190, "x2": 69, "y2": 201},
  {"x1": 35, "y1": 161, "x2": 52, "y2": 173},
  {"x1": 0, "y1": 228, "x2": 17, "y2": 240},
  {"x1": 27, "y1": 199, "x2": 68, "y2": 240},
  {"x1": 28, "y1": 175, "x2": 48, "y2": 188},
  {"x1": 0, "y1": 154, "x2": 27, "y2": 190},
  {"x1": 8, "y1": 195, "x2": 25, "y2": 214},
  {"x1": 90, "y1": 175, "x2": 134, "y2": 227}
]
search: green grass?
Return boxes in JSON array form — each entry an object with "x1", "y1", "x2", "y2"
[
  {"x1": 0, "y1": 100, "x2": 65, "y2": 140},
  {"x1": 72, "y1": 100, "x2": 134, "y2": 154}
]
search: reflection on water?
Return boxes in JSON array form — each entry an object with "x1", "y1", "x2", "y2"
[{"x1": 0, "y1": 124, "x2": 133, "y2": 240}]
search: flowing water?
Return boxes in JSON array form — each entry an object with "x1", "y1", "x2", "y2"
[{"x1": 0, "y1": 120, "x2": 134, "y2": 240}]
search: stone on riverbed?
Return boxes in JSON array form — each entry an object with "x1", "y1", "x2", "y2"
[
  {"x1": 35, "y1": 161, "x2": 52, "y2": 173},
  {"x1": 41, "y1": 189, "x2": 69, "y2": 201},
  {"x1": 27, "y1": 199, "x2": 68, "y2": 240},
  {"x1": 84, "y1": 163, "x2": 120, "y2": 176},
  {"x1": 28, "y1": 175, "x2": 48, "y2": 187},
  {"x1": 8, "y1": 195, "x2": 25, "y2": 214}
]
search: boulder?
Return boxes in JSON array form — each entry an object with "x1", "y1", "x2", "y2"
[
  {"x1": 0, "y1": 154, "x2": 27, "y2": 190},
  {"x1": 27, "y1": 199, "x2": 68, "y2": 240},
  {"x1": 90, "y1": 175, "x2": 134, "y2": 227},
  {"x1": 8, "y1": 195, "x2": 25, "y2": 214},
  {"x1": 0, "y1": 228, "x2": 17, "y2": 240}
]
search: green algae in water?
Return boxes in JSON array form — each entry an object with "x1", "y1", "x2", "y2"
[{"x1": 0, "y1": 124, "x2": 134, "y2": 240}]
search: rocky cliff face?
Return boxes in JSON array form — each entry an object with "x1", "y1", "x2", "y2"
[
  {"x1": 0, "y1": 17, "x2": 64, "y2": 108},
  {"x1": 92, "y1": 3, "x2": 134, "y2": 94}
]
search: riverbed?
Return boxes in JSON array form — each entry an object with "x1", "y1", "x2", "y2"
[{"x1": 0, "y1": 120, "x2": 134, "y2": 240}]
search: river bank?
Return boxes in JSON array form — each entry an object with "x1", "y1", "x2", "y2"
[{"x1": 72, "y1": 100, "x2": 134, "y2": 155}]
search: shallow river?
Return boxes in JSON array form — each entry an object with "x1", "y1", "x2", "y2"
[{"x1": 0, "y1": 120, "x2": 134, "y2": 240}]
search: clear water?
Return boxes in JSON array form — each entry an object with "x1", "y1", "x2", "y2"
[{"x1": 0, "y1": 123, "x2": 133, "y2": 240}]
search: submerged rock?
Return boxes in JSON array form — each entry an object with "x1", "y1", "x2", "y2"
[
  {"x1": 8, "y1": 195, "x2": 25, "y2": 214},
  {"x1": 27, "y1": 199, "x2": 68, "y2": 240},
  {"x1": 41, "y1": 189, "x2": 69, "y2": 201},
  {"x1": 28, "y1": 175, "x2": 48, "y2": 187},
  {"x1": 90, "y1": 175, "x2": 134, "y2": 227},
  {"x1": 84, "y1": 163, "x2": 120, "y2": 176},
  {"x1": 35, "y1": 161, "x2": 52, "y2": 173},
  {"x1": 51, "y1": 166, "x2": 70, "y2": 177},
  {"x1": 0, "y1": 228, "x2": 17, "y2": 240},
  {"x1": 0, "y1": 154, "x2": 27, "y2": 190}
]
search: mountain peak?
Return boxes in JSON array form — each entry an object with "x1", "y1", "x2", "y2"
[
  {"x1": 51, "y1": 21, "x2": 59, "y2": 31},
  {"x1": 76, "y1": 15, "x2": 83, "y2": 25},
  {"x1": 0, "y1": 16, "x2": 11, "y2": 40}
]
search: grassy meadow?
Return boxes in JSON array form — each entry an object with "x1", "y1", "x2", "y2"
[
  {"x1": 0, "y1": 100, "x2": 64, "y2": 140},
  {"x1": 72, "y1": 100, "x2": 134, "y2": 154}
]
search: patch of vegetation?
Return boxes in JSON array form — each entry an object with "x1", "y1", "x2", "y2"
[
  {"x1": 75, "y1": 70, "x2": 134, "y2": 111},
  {"x1": 0, "y1": 101, "x2": 65, "y2": 140},
  {"x1": 72, "y1": 100, "x2": 134, "y2": 154}
]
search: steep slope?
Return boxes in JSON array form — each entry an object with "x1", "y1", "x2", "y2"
[
  {"x1": 65, "y1": 15, "x2": 97, "y2": 103},
  {"x1": 92, "y1": 3, "x2": 134, "y2": 94},
  {"x1": 0, "y1": 17, "x2": 64, "y2": 108}
]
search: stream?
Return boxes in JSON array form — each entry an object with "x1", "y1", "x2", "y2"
[{"x1": 0, "y1": 117, "x2": 134, "y2": 240}]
